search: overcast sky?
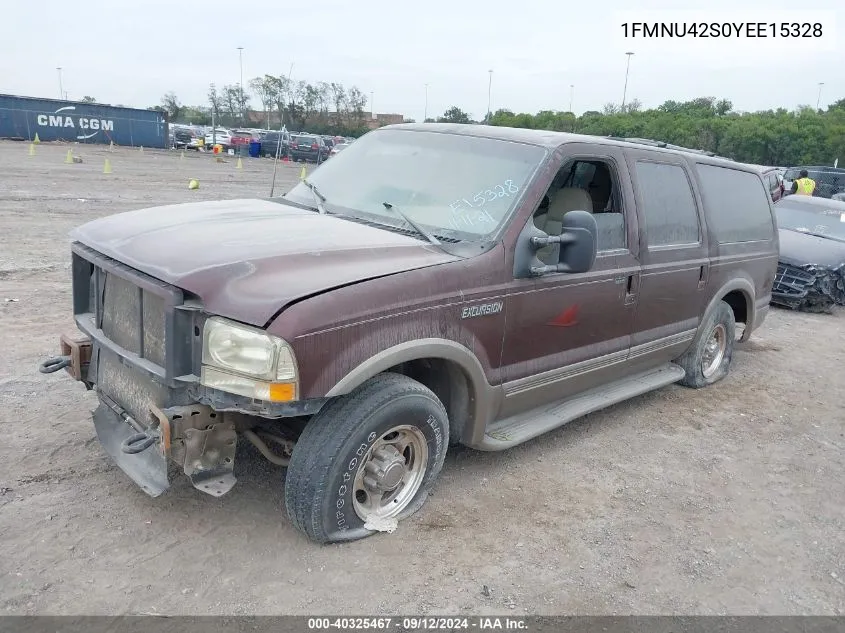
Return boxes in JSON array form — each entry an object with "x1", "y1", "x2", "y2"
[{"x1": 1, "y1": 0, "x2": 841, "y2": 122}]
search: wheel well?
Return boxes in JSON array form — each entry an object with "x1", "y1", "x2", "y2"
[
  {"x1": 721, "y1": 289, "x2": 749, "y2": 325},
  {"x1": 386, "y1": 358, "x2": 473, "y2": 445}
]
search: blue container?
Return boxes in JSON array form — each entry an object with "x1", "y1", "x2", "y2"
[
  {"x1": 249, "y1": 140, "x2": 261, "y2": 158},
  {"x1": 0, "y1": 93, "x2": 167, "y2": 148}
]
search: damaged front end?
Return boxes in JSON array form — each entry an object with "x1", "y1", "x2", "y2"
[
  {"x1": 771, "y1": 260, "x2": 845, "y2": 313},
  {"x1": 38, "y1": 243, "x2": 300, "y2": 498}
]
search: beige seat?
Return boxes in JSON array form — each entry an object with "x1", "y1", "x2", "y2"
[{"x1": 534, "y1": 187, "x2": 593, "y2": 264}]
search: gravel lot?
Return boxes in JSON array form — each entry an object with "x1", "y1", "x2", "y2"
[{"x1": 0, "y1": 139, "x2": 843, "y2": 616}]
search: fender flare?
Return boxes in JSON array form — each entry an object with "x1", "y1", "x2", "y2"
[
  {"x1": 324, "y1": 338, "x2": 495, "y2": 442},
  {"x1": 703, "y1": 277, "x2": 756, "y2": 342}
]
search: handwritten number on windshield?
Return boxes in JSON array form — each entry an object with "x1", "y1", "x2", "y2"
[{"x1": 455, "y1": 180, "x2": 520, "y2": 211}]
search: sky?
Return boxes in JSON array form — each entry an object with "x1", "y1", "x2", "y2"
[{"x1": 1, "y1": 0, "x2": 842, "y2": 122}]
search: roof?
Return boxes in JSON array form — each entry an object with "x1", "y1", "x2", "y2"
[
  {"x1": 785, "y1": 165, "x2": 845, "y2": 173},
  {"x1": 382, "y1": 123, "x2": 746, "y2": 169}
]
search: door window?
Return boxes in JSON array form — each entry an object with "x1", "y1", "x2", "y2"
[
  {"x1": 635, "y1": 161, "x2": 701, "y2": 247},
  {"x1": 532, "y1": 159, "x2": 627, "y2": 263}
]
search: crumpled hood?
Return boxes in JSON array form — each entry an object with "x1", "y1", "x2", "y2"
[
  {"x1": 778, "y1": 228, "x2": 845, "y2": 268},
  {"x1": 70, "y1": 198, "x2": 458, "y2": 325}
]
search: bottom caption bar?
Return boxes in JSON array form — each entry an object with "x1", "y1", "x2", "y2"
[{"x1": 1, "y1": 616, "x2": 843, "y2": 633}]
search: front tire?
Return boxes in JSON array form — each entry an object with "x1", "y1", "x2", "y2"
[
  {"x1": 676, "y1": 300, "x2": 736, "y2": 388},
  {"x1": 284, "y1": 373, "x2": 449, "y2": 544}
]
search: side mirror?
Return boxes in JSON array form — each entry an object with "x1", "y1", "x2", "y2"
[
  {"x1": 513, "y1": 210, "x2": 597, "y2": 278},
  {"x1": 554, "y1": 210, "x2": 598, "y2": 273}
]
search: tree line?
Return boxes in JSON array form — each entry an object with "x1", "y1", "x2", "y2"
[
  {"x1": 134, "y1": 86, "x2": 845, "y2": 165},
  {"x1": 481, "y1": 96, "x2": 845, "y2": 167},
  {"x1": 153, "y1": 77, "x2": 375, "y2": 136}
]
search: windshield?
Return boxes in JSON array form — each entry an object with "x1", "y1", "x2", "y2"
[
  {"x1": 282, "y1": 129, "x2": 547, "y2": 241},
  {"x1": 776, "y1": 199, "x2": 845, "y2": 241},
  {"x1": 295, "y1": 136, "x2": 318, "y2": 144}
]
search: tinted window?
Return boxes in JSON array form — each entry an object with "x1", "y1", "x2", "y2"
[
  {"x1": 635, "y1": 161, "x2": 700, "y2": 246},
  {"x1": 766, "y1": 173, "x2": 780, "y2": 193},
  {"x1": 696, "y1": 165, "x2": 774, "y2": 243}
]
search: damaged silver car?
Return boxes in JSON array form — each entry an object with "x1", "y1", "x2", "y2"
[{"x1": 772, "y1": 196, "x2": 845, "y2": 312}]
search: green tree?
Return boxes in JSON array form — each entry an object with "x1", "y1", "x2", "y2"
[
  {"x1": 437, "y1": 106, "x2": 471, "y2": 123},
  {"x1": 160, "y1": 92, "x2": 182, "y2": 121}
]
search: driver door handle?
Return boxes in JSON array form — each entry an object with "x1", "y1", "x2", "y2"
[{"x1": 624, "y1": 274, "x2": 639, "y2": 305}]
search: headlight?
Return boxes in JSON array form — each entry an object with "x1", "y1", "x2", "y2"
[{"x1": 201, "y1": 317, "x2": 298, "y2": 401}]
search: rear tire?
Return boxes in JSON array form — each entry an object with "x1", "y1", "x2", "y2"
[
  {"x1": 676, "y1": 300, "x2": 736, "y2": 388},
  {"x1": 284, "y1": 373, "x2": 449, "y2": 544}
]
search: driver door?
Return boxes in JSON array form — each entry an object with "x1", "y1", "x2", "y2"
[{"x1": 498, "y1": 144, "x2": 640, "y2": 417}]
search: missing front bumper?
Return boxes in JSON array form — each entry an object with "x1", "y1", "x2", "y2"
[{"x1": 93, "y1": 396, "x2": 238, "y2": 498}]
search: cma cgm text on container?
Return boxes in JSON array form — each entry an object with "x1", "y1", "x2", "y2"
[{"x1": 0, "y1": 94, "x2": 167, "y2": 148}]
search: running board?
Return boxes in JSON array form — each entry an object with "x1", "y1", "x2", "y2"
[{"x1": 476, "y1": 363, "x2": 686, "y2": 451}]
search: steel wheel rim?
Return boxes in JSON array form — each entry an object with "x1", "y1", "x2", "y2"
[
  {"x1": 352, "y1": 424, "x2": 429, "y2": 522},
  {"x1": 701, "y1": 323, "x2": 727, "y2": 378}
]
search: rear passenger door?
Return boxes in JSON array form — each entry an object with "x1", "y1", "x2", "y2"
[{"x1": 625, "y1": 151, "x2": 710, "y2": 364}]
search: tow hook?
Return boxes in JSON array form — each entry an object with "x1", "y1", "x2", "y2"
[
  {"x1": 38, "y1": 334, "x2": 92, "y2": 381},
  {"x1": 121, "y1": 432, "x2": 158, "y2": 454},
  {"x1": 39, "y1": 356, "x2": 72, "y2": 374}
]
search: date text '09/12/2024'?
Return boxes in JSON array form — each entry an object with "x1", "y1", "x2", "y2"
[{"x1": 448, "y1": 180, "x2": 521, "y2": 232}]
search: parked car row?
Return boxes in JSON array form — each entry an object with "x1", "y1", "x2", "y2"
[{"x1": 169, "y1": 123, "x2": 356, "y2": 162}]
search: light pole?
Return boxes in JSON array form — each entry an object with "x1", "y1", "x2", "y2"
[
  {"x1": 56, "y1": 67, "x2": 64, "y2": 100},
  {"x1": 621, "y1": 52, "x2": 634, "y2": 109},
  {"x1": 237, "y1": 46, "x2": 244, "y2": 124},
  {"x1": 569, "y1": 84, "x2": 574, "y2": 113},
  {"x1": 371, "y1": 91, "x2": 375, "y2": 120},
  {"x1": 424, "y1": 83, "x2": 429, "y2": 122},
  {"x1": 283, "y1": 62, "x2": 294, "y2": 130},
  {"x1": 817, "y1": 82, "x2": 824, "y2": 110},
  {"x1": 486, "y1": 69, "x2": 493, "y2": 123}
]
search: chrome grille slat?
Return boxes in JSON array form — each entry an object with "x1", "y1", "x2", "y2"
[{"x1": 772, "y1": 263, "x2": 815, "y2": 297}]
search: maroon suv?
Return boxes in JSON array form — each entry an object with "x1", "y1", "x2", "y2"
[{"x1": 40, "y1": 124, "x2": 778, "y2": 543}]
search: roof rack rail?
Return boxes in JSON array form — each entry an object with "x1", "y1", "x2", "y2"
[{"x1": 607, "y1": 136, "x2": 718, "y2": 157}]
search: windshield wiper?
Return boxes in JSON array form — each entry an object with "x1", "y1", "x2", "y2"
[
  {"x1": 381, "y1": 201, "x2": 443, "y2": 248},
  {"x1": 303, "y1": 179, "x2": 327, "y2": 214}
]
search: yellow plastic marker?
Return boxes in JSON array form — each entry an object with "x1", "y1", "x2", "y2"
[
  {"x1": 299, "y1": 166, "x2": 306, "y2": 180},
  {"x1": 103, "y1": 159, "x2": 112, "y2": 174},
  {"x1": 188, "y1": 179, "x2": 199, "y2": 190},
  {"x1": 139, "y1": 146, "x2": 144, "y2": 153},
  {"x1": 64, "y1": 149, "x2": 73, "y2": 164},
  {"x1": 33, "y1": 133, "x2": 41, "y2": 144},
  {"x1": 236, "y1": 157, "x2": 243, "y2": 169}
]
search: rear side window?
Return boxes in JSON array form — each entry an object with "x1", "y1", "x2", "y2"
[
  {"x1": 635, "y1": 161, "x2": 701, "y2": 247},
  {"x1": 696, "y1": 164, "x2": 774, "y2": 243}
]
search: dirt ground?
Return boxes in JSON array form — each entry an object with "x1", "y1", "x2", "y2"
[{"x1": 0, "y1": 139, "x2": 843, "y2": 616}]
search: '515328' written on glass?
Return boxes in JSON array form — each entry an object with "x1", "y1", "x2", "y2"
[{"x1": 449, "y1": 180, "x2": 520, "y2": 230}]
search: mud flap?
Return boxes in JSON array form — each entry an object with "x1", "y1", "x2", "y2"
[{"x1": 92, "y1": 402, "x2": 169, "y2": 497}]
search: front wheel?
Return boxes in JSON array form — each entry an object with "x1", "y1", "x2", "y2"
[
  {"x1": 676, "y1": 300, "x2": 736, "y2": 388},
  {"x1": 284, "y1": 373, "x2": 449, "y2": 544}
]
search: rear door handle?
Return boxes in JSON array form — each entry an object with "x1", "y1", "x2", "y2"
[{"x1": 698, "y1": 264, "x2": 710, "y2": 290}]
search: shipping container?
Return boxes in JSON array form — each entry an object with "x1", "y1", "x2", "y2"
[{"x1": 0, "y1": 94, "x2": 167, "y2": 148}]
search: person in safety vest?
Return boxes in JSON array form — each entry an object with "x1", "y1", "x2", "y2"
[{"x1": 792, "y1": 169, "x2": 816, "y2": 196}]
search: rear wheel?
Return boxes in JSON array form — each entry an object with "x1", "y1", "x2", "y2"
[
  {"x1": 676, "y1": 300, "x2": 736, "y2": 388},
  {"x1": 284, "y1": 373, "x2": 449, "y2": 544}
]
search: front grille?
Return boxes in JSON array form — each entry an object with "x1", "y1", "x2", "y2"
[
  {"x1": 71, "y1": 243, "x2": 198, "y2": 392},
  {"x1": 772, "y1": 263, "x2": 815, "y2": 297},
  {"x1": 100, "y1": 273, "x2": 167, "y2": 367}
]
